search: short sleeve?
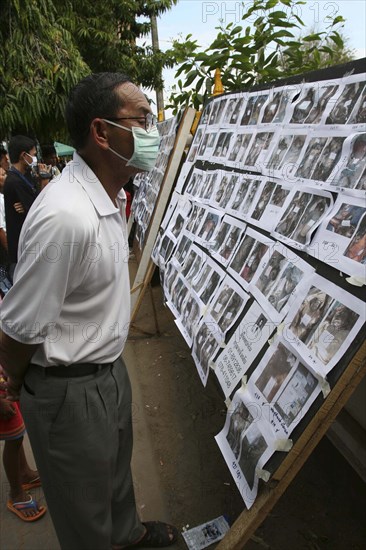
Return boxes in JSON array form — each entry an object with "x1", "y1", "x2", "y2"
[{"x1": 0, "y1": 207, "x2": 93, "y2": 344}]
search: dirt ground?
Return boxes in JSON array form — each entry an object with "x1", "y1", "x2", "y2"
[{"x1": 129, "y1": 279, "x2": 366, "y2": 550}]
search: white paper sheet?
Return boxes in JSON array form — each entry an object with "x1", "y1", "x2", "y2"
[
  {"x1": 227, "y1": 228, "x2": 274, "y2": 289},
  {"x1": 192, "y1": 320, "x2": 223, "y2": 386},
  {"x1": 207, "y1": 96, "x2": 232, "y2": 128},
  {"x1": 249, "y1": 242, "x2": 315, "y2": 323},
  {"x1": 195, "y1": 207, "x2": 225, "y2": 247},
  {"x1": 208, "y1": 216, "x2": 247, "y2": 267},
  {"x1": 225, "y1": 129, "x2": 256, "y2": 168},
  {"x1": 293, "y1": 128, "x2": 352, "y2": 185},
  {"x1": 167, "y1": 275, "x2": 190, "y2": 318},
  {"x1": 281, "y1": 273, "x2": 365, "y2": 375},
  {"x1": 182, "y1": 516, "x2": 230, "y2": 549},
  {"x1": 309, "y1": 195, "x2": 366, "y2": 279},
  {"x1": 241, "y1": 129, "x2": 278, "y2": 173},
  {"x1": 325, "y1": 74, "x2": 366, "y2": 126},
  {"x1": 245, "y1": 178, "x2": 291, "y2": 232},
  {"x1": 214, "y1": 301, "x2": 277, "y2": 398},
  {"x1": 174, "y1": 291, "x2": 202, "y2": 347},
  {"x1": 272, "y1": 186, "x2": 333, "y2": 250},
  {"x1": 260, "y1": 85, "x2": 300, "y2": 125},
  {"x1": 247, "y1": 338, "x2": 322, "y2": 438},
  {"x1": 325, "y1": 132, "x2": 366, "y2": 194},
  {"x1": 184, "y1": 167, "x2": 207, "y2": 198},
  {"x1": 289, "y1": 80, "x2": 341, "y2": 125},
  {"x1": 190, "y1": 256, "x2": 226, "y2": 307},
  {"x1": 225, "y1": 174, "x2": 263, "y2": 219},
  {"x1": 196, "y1": 130, "x2": 220, "y2": 161},
  {"x1": 215, "y1": 389, "x2": 277, "y2": 508},
  {"x1": 262, "y1": 129, "x2": 308, "y2": 180},
  {"x1": 203, "y1": 275, "x2": 250, "y2": 341},
  {"x1": 220, "y1": 93, "x2": 248, "y2": 126}
]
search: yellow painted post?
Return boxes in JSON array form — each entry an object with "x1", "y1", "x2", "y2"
[
  {"x1": 190, "y1": 111, "x2": 202, "y2": 135},
  {"x1": 158, "y1": 110, "x2": 165, "y2": 122},
  {"x1": 212, "y1": 68, "x2": 224, "y2": 96}
]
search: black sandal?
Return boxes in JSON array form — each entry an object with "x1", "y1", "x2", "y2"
[{"x1": 129, "y1": 521, "x2": 178, "y2": 547}]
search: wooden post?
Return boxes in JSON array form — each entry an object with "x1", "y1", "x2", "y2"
[
  {"x1": 212, "y1": 68, "x2": 224, "y2": 96},
  {"x1": 150, "y1": 13, "x2": 165, "y2": 117}
]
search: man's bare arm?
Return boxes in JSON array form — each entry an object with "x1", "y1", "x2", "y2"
[
  {"x1": 0, "y1": 228, "x2": 7, "y2": 251},
  {"x1": 0, "y1": 329, "x2": 38, "y2": 400}
]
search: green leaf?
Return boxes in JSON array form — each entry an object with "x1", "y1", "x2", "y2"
[
  {"x1": 270, "y1": 30, "x2": 295, "y2": 39},
  {"x1": 265, "y1": 0, "x2": 279, "y2": 8},
  {"x1": 195, "y1": 52, "x2": 209, "y2": 62},
  {"x1": 320, "y1": 46, "x2": 334, "y2": 55},
  {"x1": 268, "y1": 10, "x2": 288, "y2": 19},
  {"x1": 313, "y1": 48, "x2": 320, "y2": 64},
  {"x1": 195, "y1": 76, "x2": 205, "y2": 93},
  {"x1": 275, "y1": 20, "x2": 298, "y2": 28},
  {"x1": 293, "y1": 14, "x2": 304, "y2": 26},
  {"x1": 175, "y1": 63, "x2": 192, "y2": 77},
  {"x1": 184, "y1": 69, "x2": 199, "y2": 87},
  {"x1": 303, "y1": 33, "x2": 322, "y2": 42},
  {"x1": 330, "y1": 33, "x2": 344, "y2": 49}
]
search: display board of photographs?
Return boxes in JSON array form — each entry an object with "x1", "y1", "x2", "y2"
[
  {"x1": 151, "y1": 67, "x2": 366, "y2": 509},
  {"x1": 131, "y1": 111, "x2": 183, "y2": 249}
]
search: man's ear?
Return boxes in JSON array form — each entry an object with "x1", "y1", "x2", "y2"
[
  {"x1": 20, "y1": 151, "x2": 28, "y2": 164},
  {"x1": 90, "y1": 119, "x2": 110, "y2": 150}
]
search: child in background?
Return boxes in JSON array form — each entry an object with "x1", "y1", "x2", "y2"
[
  {"x1": 0, "y1": 366, "x2": 46, "y2": 522},
  {"x1": 0, "y1": 291, "x2": 46, "y2": 522}
]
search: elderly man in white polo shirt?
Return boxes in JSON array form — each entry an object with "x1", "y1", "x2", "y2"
[{"x1": 0, "y1": 73, "x2": 177, "y2": 550}]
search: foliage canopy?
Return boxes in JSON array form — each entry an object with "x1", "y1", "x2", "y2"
[
  {"x1": 0, "y1": 0, "x2": 177, "y2": 141},
  {"x1": 165, "y1": 0, "x2": 354, "y2": 113}
]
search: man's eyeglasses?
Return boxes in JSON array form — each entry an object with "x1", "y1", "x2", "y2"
[{"x1": 105, "y1": 113, "x2": 157, "y2": 133}]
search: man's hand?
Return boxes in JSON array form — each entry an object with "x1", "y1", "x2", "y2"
[
  {"x1": 38, "y1": 163, "x2": 50, "y2": 173},
  {"x1": 37, "y1": 163, "x2": 53, "y2": 189},
  {"x1": 0, "y1": 397, "x2": 16, "y2": 418},
  {"x1": 1, "y1": 370, "x2": 23, "y2": 401},
  {"x1": 0, "y1": 371, "x2": 7, "y2": 391},
  {"x1": 13, "y1": 202, "x2": 25, "y2": 214},
  {"x1": 5, "y1": 376, "x2": 23, "y2": 401},
  {"x1": 0, "y1": 330, "x2": 38, "y2": 401}
]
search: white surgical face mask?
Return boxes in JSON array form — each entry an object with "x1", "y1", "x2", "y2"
[
  {"x1": 24, "y1": 152, "x2": 38, "y2": 168},
  {"x1": 103, "y1": 119, "x2": 160, "y2": 172}
]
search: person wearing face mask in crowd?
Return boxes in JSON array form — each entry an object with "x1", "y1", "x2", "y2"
[
  {"x1": 3, "y1": 136, "x2": 51, "y2": 282},
  {"x1": 0, "y1": 148, "x2": 10, "y2": 270},
  {"x1": 40, "y1": 144, "x2": 62, "y2": 178},
  {"x1": 0, "y1": 146, "x2": 10, "y2": 188},
  {"x1": 0, "y1": 73, "x2": 178, "y2": 550}
]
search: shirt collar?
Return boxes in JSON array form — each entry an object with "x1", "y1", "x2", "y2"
[{"x1": 65, "y1": 152, "x2": 126, "y2": 217}]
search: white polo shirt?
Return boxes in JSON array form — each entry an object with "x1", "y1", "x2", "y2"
[
  {"x1": 0, "y1": 153, "x2": 131, "y2": 366},
  {"x1": 0, "y1": 193, "x2": 6, "y2": 230}
]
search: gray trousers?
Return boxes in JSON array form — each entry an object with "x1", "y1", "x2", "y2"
[{"x1": 20, "y1": 358, "x2": 145, "y2": 550}]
